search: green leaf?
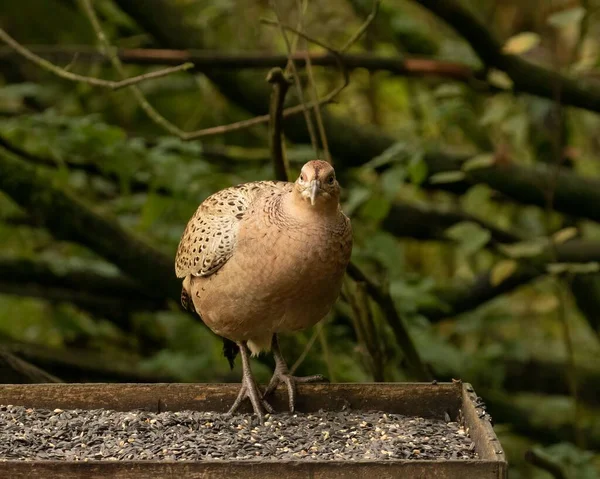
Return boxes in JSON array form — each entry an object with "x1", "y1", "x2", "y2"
[
  {"x1": 498, "y1": 239, "x2": 548, "y2": 258},
  {"x1": 547, "y1": 262, "x2": 600, "y2": 275},
  {"x1": 365, "y1": 142, "x2": 410, "y2": 169},
  {"x1": 429, "y1": 171, "x2": 466, "y2": 184},
  {"x1": 547, "y1": 7, "x2": 586, "y2": 29},
  {"x1": 462, "y1": 154, "x2": 495, "y2": 171},
  {"x1": 343, "y1": 187, "x2": 371, "y2": 217},
  {"x1": 381, "y1": 165, "x2": 406, "y2": 200},
  {"x1": 552, "y1": 227, "x2": 578, "y2": 244},
  {"x1": 487, "y1": 69, "x2": 514, "y2": 90},
  {"x1": 479, "y1": 96, "x2": 512, "y2": 126},
  {"x1": 502, "y1": 32, "x2": 541, "y2": 55},
  {"x1": 445, "y1": 221, "x2": 492, "y2": 255},
  {"x1": 359, "y1": 193, "x2": 391, "y2": 222},
  {"x1": 433, "y1": 84, "x2": 464, "y2": 98},
  {"x1": 490, "y1": 260, "x2": 518, "y2": 286},
  {"x1": 407, "y1": 152, "x2": 428, "y2": 186}
]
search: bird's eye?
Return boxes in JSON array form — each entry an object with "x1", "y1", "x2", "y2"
[
  {"x1": 300, "y1": 173, "x2": 306, "y2": 182},
  {"x1": 328, "y1": 175, "x2": 335, "y2": 184}
]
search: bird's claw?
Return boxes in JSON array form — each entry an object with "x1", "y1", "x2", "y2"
[
  {"x1": 263, "y1": 371, "x2": 328, "y2": 413},
  {"x1": 228, "y1": 379, "x2": 275, "y2": 425}
]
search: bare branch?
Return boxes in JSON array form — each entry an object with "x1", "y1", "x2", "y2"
[
  {"x1": 0, "y1": 350, "x2": 62, "y2": 384},
  {"x1": 340, "y1": 0, "x2": 381, "y2": 52},
  {"x1": 267, "y1": 67, "x2": 293, "y2": 181},
  {"x1": 346, "y1": 262, "x2": 431, "y2": 381},
  {"x1": 2, "y1": 339, "x2": 178, "y2": 383},
  {"x1": 304, "y1": 53, "x2": 332, "y2": 163},
  {"x1": 77, "y1": 0, "x2": 353, "y2": 141},
  {"x1": 290, "y1": 322, "x2": 323, "y2": 374},
  {"x1": 270, "y1": 1, "x2": 319, "y2": 156},
  {"x1": 0, "y1": 46, "x2": 482, "y2": 83},
  {"x1": 414, "y1": 0, "x2": 600, "y2": 114},
  {"x1": 0, "y1": 27, "x2": 193, "y2": 90}
]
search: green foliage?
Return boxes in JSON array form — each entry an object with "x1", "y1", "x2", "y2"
[
  {"x1": 444, "y1": 221, "x2": 492, "y2": 256},
  {"x1": 1, "y1": 0, "x2": 600, "y2": 476}
]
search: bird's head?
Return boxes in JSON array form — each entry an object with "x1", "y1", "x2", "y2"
[{"x1": 294, "y1": 160, "x2": 340, "y2": 209}]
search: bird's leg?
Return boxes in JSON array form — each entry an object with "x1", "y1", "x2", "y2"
[
  {"x1": 263, "y1": 334, "x2": 328, "y2": 412},
  {"x1": 228, "y1": 341, "x2": 274, "y2": 424}
]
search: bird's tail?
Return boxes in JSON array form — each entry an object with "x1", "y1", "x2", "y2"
[{"x1": 222, "y1": 338, "x2": 238, "y2": 370}]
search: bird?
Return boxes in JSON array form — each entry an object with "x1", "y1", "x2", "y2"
[{"x1": 175, "y1": 160, "x2": 352, "y2": 422}]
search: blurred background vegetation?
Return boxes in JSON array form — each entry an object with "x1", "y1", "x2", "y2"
[{"x1": 2, "y1": 0, "x2": 600, "y2": 477}]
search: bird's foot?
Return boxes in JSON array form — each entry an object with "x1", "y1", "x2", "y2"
[
  {"x1": 263, "y1": 367, "x2": 328, "y2": 413},
  {"x1": 228, "y1": 373, "x2": 275, "y2": 424}
]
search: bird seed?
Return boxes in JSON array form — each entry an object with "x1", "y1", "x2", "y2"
[{"x1": 0, "y1": 405, "x2": 477, "y2": 461}]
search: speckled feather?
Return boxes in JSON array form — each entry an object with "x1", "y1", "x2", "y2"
[
  {"x1": 175, "y1": 161, "x2": 352, "y2": 355},
  {"x1": 175, "y1": 181, "x2": 289, "y2": 278}
]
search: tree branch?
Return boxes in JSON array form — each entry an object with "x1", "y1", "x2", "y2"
[
  {"x1": 2, "y1": 339, "x2": 176, "y2": 383},
  {"x1": 0, "y1": 46, "x2": 482, "y2": 82},
  {"x1": 0, "y1": 28, "x2": 193, "y2": 90},
  {"x1": 346, "y1": 262, "x2": 432, "y2": 381},
  {"x1": 0, "y1": 146, "x2": 180, "y2": 302},
  {"x1": 0, "y1": 257, "x2": 167, "y2": 319},
  {"x1": 0, "y1": 350, "x2": 62, "y2": 384},
  {"x1": 419, "y1": 239, "x2": 600, "y2": 321},
  {"x1": 113, "y1": 0, "x2": 395, "y2": 162},
  {"x1": 407, "y1": 151, "x2": 600, "y2": 224},
  {"x1": 382, "y1": 201, "x2": 523, "y2": 245},
  {"x1": 413, "y1": 0, "x2": 600, "y2": 113},
  {"x1": 267, "y1": 67, "x2": 292, "y2": 181},
  {"x1": 110, "y1": 0, "x2": 600, "y2": 224},
  {"x1": 568, "y1": 274, "x2": 600, "y2": 334}
]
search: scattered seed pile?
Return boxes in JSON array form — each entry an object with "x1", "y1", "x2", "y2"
[{"x1": 0, "y1": 405, "x2": 476, "y2": 461}]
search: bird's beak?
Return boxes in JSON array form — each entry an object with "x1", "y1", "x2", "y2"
[{"x1": 309, "y1": 179, "x2": 320, "y2": 206}]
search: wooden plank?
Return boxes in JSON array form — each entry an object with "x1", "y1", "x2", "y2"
[
  {"x1": 0, "y1": 460, "x2": 505, "y2": 479},
  {"x1": 461, "y1": 383, "x2": 507, "y2": 477},
  {"x1": 0, "y1": 382, "x2": 507, "y2": 478},
  {"x1": 0, "y1": 382, "x2": 462, "y2": 419}
]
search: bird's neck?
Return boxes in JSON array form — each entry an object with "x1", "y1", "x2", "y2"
[{"x1": 285, "y1": 189, "x2": 340, "y2": 222}]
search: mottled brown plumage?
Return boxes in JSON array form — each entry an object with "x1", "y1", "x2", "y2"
[{"x1": 175, "y1": 160, "x2": 352, "y2": 421}]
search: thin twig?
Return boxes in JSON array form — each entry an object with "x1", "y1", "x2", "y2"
[
  {"x1": 290, "y1": 322, "x2": 324, "y2": 374},
  {"x1": 267, "y1": 67, "x2": 292, "y2": 181},
  {"x1": 304, "y1": 51, "x2": 332, "y2": 163},
  {"x1": 263, "y1": 0, "x2": 379, "y2": 164},
  {"x1": 79, "y1": 0, "x2": 350, "y2": 141},
  {"x1": 317, "y1": 324, "x2": 335, "y2": 382},
  {"x1": 261, "y1": 20, "x2": 350, "y2": 109},
  {"x1": 343, "y1": 278, "x2": 385, "y2": 380},
  {"x1": 341, "y1": 0, "x2": 381, "y2": 53},
  {"x1": 543, "y1": 19, "x2": 585, "y2": 449},
  {"x1": 346, "y1": 262, "x2": 431, "y2": 381},
  {"x1": 270, "y1": 1, "x2": 320, "y2": 157},
  {"x1": 0, "y1": 27, "x2": 193, "y2": 90}
]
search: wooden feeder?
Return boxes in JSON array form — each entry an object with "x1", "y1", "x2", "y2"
[{"x1": 0, "y1": 382, "x2": 507, "y2": 478}]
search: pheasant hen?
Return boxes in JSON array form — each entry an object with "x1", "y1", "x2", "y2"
[{"x1": 175, "y1": 160, "x2": 352, "y2": 422}]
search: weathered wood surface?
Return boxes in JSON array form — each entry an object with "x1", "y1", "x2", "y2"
[
  {"x1": 0, "y1": 382, "x2": 462, "y2": 419},
  {"x1": 462, "y1": 383, "x2": 507, "y2": 476},
  {"x1": 0, "y1": 382, "x2": 507, "y2": 478},
  {"x1": 0, "y1": 460, "x2": 506, "y2": 479}
]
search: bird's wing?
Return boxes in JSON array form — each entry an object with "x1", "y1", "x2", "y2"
[{"x1": 175, "y1": 181, "x2": 289, "y2": 278}]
